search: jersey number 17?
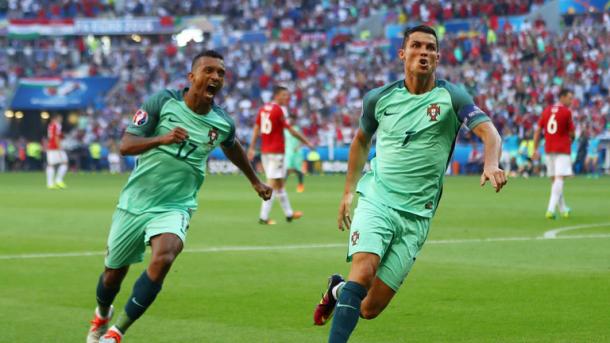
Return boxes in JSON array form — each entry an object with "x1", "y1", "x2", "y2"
[{"x1": 176, "y1": 141, "x2": 197, "y2": 159}]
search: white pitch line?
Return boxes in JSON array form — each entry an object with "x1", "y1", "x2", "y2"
[
  {"x1": 0, "y1": 251, "x2": 105, "y2": 260},
  {"x1": 2, "y1": 232, "x2": 610, "y2": 261},
  {"x1": 542, "y1": 222, "x2": 610, "y2": 239},
  {"x1": 184, "y1": 243, "x2": 343, "y2": 253}
]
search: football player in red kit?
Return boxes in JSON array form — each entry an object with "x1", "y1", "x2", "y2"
[
  {"x1": 533, "y1": 89, "x2": 575, "y2": 219},
  {"x1": 247, "y1": 86, "x2": 313, "y2": 224}
]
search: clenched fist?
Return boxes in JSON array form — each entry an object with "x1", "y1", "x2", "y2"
[
  {"x1": 253, "y1": 182, "x2": 273, "y2": 200},
  {"x1": 160, "y1": 127, "x2": 189, "y2": 145}
]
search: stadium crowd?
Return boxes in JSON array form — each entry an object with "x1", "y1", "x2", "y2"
[
  {"x1": 3, "y1": 0, "x2": 542, "y2": 22},
  {"x1": 0, "y1": 1, "x2": 608, "y2": 176}
]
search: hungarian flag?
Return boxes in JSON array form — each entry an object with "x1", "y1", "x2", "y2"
[{"x1": 8, "y1": 19, "x2": 75, "y2": 40}]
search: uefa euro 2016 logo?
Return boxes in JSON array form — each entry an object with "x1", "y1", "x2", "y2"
[
  {"x1": 427, "y1": 103, "x2": 440, "y2": 121},
  {"x1": 132, "y1": 109, "x2": 148, "y2": 126}
]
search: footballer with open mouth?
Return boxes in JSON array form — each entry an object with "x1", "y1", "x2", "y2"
[{"x1": 185, "y1": 54, "x2": 226, "y2": 111}]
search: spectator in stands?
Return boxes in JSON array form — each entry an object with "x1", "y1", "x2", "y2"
[{"x1": 0, "y1": 3, "x2": 608, "y2": 179}]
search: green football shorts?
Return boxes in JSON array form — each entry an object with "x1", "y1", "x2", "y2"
[
  {"x1": 285, "y1": 150, "x2": 303, "y2": 170},
  {"x1": 348, "y1": 195, "x2": 430, "y2": 291},
  {"x1": 104, "y1": 208, "x2": 190, "y2": 268}
]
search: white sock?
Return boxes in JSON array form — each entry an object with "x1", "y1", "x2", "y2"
[
  {"x1": 259, "y1": 191, "x2": 275, "y2": 220},
  {"x1": 547, "y1": 179, "x2": 564, "y2": 213},
  {"x1": 331, "y1": 281, "x2": 345, "y2": 300},
  {"x1": 56, "y1": 163, "x2": 68, "y2": 183},
  {"x1": 276, "y1": 188, "x2": 293, "y2": 217},
  {"x1": 96, "y1": 305, "x2": 113, "y2": 319},
  {"x1": 46, "y1": 165, "x2": 55, "y2": 187}
]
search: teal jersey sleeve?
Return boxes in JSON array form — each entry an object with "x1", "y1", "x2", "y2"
[
  {"x1": 359, "y1": 80, "x2": 403, "y2": 137},
  {"x1": 213, "y1": 105, "x2": 236, "y2": 147},
  {"x1": 359, "y1": 90, "x2": 380, "y2": 137},
  {"x1": 439, "y1": 80, "x2": 490, "y2": 130},
  {"x1": 126, "y1": 90, "x2": 178, "y2": 137}
]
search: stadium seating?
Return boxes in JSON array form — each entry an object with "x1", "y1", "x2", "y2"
[{"x1": 0, "y1": 2, "x2": 608, "y2": 175}]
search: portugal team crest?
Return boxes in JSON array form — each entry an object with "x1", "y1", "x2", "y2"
[
  {"x1": 351, "y1": 231, "x2": 360, "y2": 246},
  {"x1": 427, "y1": 103, "x2": 441, "y2": 121},
  {"x1": 132, "y1": 109, "x2": 148, "y2": 126},
  {"x1": 208, "y1": 127, "x2": 219, "y2": 145}
]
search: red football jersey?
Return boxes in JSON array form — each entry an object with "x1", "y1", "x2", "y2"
[
  {"x1": 255, "y1": 102, "x2": 289, "y2": 154},
  {"x1": 47, "y1": 121, "x2": 63, "y2": 150},
  {"x1": 538, "y1": 103, "x2": 574, "y2": 154}
]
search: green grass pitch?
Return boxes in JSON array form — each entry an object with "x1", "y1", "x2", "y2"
[{"x1": 1, "y1": 172, "x2": 609, "y2": 342}]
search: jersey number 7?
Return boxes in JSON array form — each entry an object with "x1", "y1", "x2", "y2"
[{"x1": 402, "y1": 131, "x2": 415, "y2": 147}]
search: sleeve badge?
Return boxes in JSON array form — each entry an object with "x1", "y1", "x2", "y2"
[{"x1": 132, "y1": 109, "x2": 148, "y2": 126}]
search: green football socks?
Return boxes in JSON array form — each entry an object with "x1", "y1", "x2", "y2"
[
  {"x1": 96, "y1": 273, "x2": 120, "y2": 317},
  {"x1": 328, "y1": 281, "x2": 367, "y2": 343},
  {"x1": 115, "y1": 271, "x2": 163, "y2": 334}
]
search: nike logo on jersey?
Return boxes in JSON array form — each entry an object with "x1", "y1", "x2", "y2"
[
  {"x1": 383, "y1": 111, "x2": 399, "y2": 116},
  {"x1": 168, "y1": 117, "x2": 181, "y2": 123}
]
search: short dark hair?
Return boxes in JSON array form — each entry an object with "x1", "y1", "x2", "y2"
[
  {"x1": 402, "y1": 25, "x2": 438, "y2": 49},
  {"x1": 191, "y1": 50, "x2": 224, "y2": 70},
  {"x1": 272, "y1": 85, "x2": 289, "y2": 97},
  {"x1": 558, "y1": 88, "x2": 573, "y2": 98}
]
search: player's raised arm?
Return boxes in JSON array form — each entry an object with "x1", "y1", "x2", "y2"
[
  {"x1": 338, "y1": 128, "x2": 372, "y2": 231},
  {"x1": 119, "y1": 128, "x2": 189, "y2": 156},
  {"x1": 471, "y1": 121, "x2": 506, "y2": 192},
  {"x1": 247, "y1": 124, "x2": 260, "y2": 161},
  {"x1": 221, "y1": 139, "x2": 272, "y2": 200}
]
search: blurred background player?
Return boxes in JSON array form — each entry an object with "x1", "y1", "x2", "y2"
[
  {"x1": 501, "y1": 127, "x2": 520, "y2": 177},
  {"x1": 45, "y1": 114, "x2": 69, "y2": 189},
  {"x1": 107, "y1": 140, "x2": 122, "y2": 174},
  {"x1": 284, "y1": 113, "x2": 306, "y2": 193},
  {"x1": 533, "y1": 89, "x2": 575, "y2": 219},
  {"x1": 585, "y1": 126, "x2": 601, "y2": 178},
  {"x1": 248, "y1": 86, "x2": 313, "y2": 225}
]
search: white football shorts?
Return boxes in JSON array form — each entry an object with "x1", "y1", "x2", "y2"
[
  {"x1": 545, "y1": 153, "x2": 573, "y2": 177},
  {"x1": 261, "y1": 153, "x2": 286, "y2": 179},
  {"x1": 47, "y1": 150, "x2": 68, "y2": 165}
]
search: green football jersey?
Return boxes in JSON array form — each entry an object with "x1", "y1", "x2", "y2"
[
  {"x1": 284, "y1": 125, "x2": 301, "y2": 156},
  {"x1": 357, "y1": 79, "x2": 490, "y2": 218},
  {"x1": 117, "y1": 88, "x2": 235, "y2": 214}
]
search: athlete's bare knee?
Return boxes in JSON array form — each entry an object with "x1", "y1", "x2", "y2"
[
  {"x1": 147, "y1": 251, "x2": 179, "y2": 283},
  {"x1": 349, "y1": 254, "x2": 379, "y2": 289},
  {"x1": 151, "y1": 251, "x2": 179, "y2": 268},
  {"x1": 360, "y1": 306, "x2": 381, "y2": 320},
  {"x1": 360, "y1": 296, "x2": 388, "y2": 320},
  {"x1": 103, "y1": 266, "x2": 128, "y2": 288}
]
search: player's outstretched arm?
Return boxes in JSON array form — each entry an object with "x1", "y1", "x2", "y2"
[
  {"x1": 221, "y1": 140, "x2": 272, "y2": 200},
  {"x1": 246, "y1": 125, "x2": 260, "y2": 161},
  {"x1": 120, "y1": 128, "x2": 189, "y2": 155},
  {"x1": 338, "y1": 129, "x2": 372, "y2": 231},
  {"x1": 472, "y1": 121, "x2": 507, "y2": 193},
  {"x1": 287, "y1": 125, "x2": 314, "y2": 148}
]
